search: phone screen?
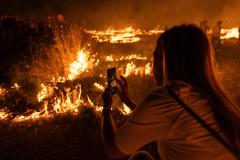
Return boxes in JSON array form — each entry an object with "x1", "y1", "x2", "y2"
[{"x1": 107, "y1": 67, "x2": 117, "y2": 94}]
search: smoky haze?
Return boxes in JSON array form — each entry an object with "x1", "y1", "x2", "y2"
[{"x1": 1, "y1": 0, "x2": 240, "y2": 28}]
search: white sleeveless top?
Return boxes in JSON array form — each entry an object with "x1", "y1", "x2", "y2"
[{"x1": 115, "y1": 81, "x2": 235, "y2": 160}]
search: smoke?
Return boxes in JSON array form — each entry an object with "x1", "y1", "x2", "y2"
[{"x1": 1, "y1": 0, "x2": 240, "y2": 28}]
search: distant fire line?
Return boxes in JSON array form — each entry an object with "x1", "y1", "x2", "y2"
[{"x1": 86, "y1": 26, "x2": 239, "y2": 44}]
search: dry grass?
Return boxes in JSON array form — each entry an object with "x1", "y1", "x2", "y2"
[
  {"x1": 0, "y1": 107, "x2": 106, "y2": 160},
  {"x1": 28, "y1": 25, "x2": 92, "y2": 81}
]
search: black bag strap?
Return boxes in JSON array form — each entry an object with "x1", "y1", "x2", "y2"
[{"x1": 167, "y1": 88, "x2": 240, "y2": 159}]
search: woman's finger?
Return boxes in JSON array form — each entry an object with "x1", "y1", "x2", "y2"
[
  {"x1": 115, "y1": 77, "x2": 124, "y2": 87},
  {"x1": 120, "y1": 75, "x2": 128, "y2": 87}
]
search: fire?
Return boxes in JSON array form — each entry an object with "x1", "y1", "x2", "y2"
[
  {"x1": 0, "y1": 26, "x2": 160, "y2": 123},
  {"x1": 123, "y1": 104, "x2": 131, "y2": 115},
  {"x1": 13, "y1": 84, "x2": 83, "y2": 122},
  {"x1": 37, "y1": 83, "x2": 54, "y2": 102},
  {"x1": 110, "y1": 32, "x2": 140, "y2": 43},
  {"x1": 0, "y1": 110, "x2": 8, "y2": 120},
  {"x1": 106, "y1": 54, "x2": 147, "y2": 62},
  {"x1": 145, "y1": 63, "x2": 152, "y2": 75},
  {"x1": 1, "y1": 25, "x2": 240, "y2": 123},
  {"x1": 87, "y1": 27, "x2": 141, "y2": 43},
  {"x1": 123, "y1": 62, "x2": 138, "y2": 77},
  {"x1": 94, "y1": 83, "x2": 105, "y2": 91},
  {"x1": 106, "y1": 55, "x2": 114, "y2": 61},
  {"x1": 86, "y1": 27, "x2": 163, "y2": 44},
  {"x1": 68, "y1": 50, "x2": 96, "y2": 80},
  {"x1": 0, "y1": 49, "x2": 98, "y2": 122},
  {"x1": 51, "y1": 77, "x2": 66, "y2": 83},
  {"x1": 148, "y1": 26, "x2": 164, "y2": 35},
  {"x1": 52, "y1": 85, "x2": 82, "y2": 114},
  {"x1": 123, "y1": 62, "x2": 152, "y2": 77},
  {"x1": 221, "y1": 27, "x2": 239, "y2": 39},
  {"x1": 13, "y1": 102, "x2": 49, "y2": 122},
  {"x1": 0, "y1": 49, "x2": 151, "y2": 122},
  {"x1": 11, "y1": 83, "x2": 20, "y2": 90},
  {"x1": 87, "y1": 26, "x2": 240, "y2": 43},
  {"x1": 118, "y1": 103, "x2": 131, "y2": 115},
  {"x1": 0, "y1": 86, "x2": 6, "y2": 97}
]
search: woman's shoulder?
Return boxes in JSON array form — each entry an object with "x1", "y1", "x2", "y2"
[
  {"x1": 146, "y1": 80, "x2": 194, "y2": 100},
  {"x1": 136, "y1": 82, "x2": 178, "y2": 109},
  {"x1": 139, "y1": 80, "x2": 203, "y2": 109},
  {"x1": 130, "y1": 81, "x2": 188, "y2": 124},
  {"x1": 165, "y1": 80, "x2": 193, "y2": 94},
  {"x1": 141, "y1": 87, "x2": 171, "y2": 107}
]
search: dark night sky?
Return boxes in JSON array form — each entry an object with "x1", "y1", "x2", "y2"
[{"x1": 0, "y1": 0, "x2": 240, "y2": 28}]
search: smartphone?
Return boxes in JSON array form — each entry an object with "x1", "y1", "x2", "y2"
[{"x1": 107, "y1": 67, "x2": 117, "y2": 94}]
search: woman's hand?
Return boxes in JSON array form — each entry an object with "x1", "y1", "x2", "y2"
[
  {"x1": 116, "y1": 75, "x2": 136, "y2": 110},
  {"x1": 102, "y1": 87, "x2": 113, "y2": 110}
]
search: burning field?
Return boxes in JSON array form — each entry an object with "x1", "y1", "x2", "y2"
[{"x1": 0, "y1": 22, "x2": 240, "y2": 160}]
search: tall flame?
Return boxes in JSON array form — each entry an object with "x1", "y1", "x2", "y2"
[
  {"x1": 68, "y1": 50, "x2": 94, "y2": 80},
  {"x1": 37, "y1": 83, "x2": 54, "y2": 102}
]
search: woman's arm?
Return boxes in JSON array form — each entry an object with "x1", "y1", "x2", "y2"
[
  {"x1": 116, "y1": 75, "x2": 136, "y2": 110},
  {"x1": 101, "y1": 88, "x2": 128, "y2": 159}
]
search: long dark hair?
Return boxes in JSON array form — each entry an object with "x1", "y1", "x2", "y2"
[{"x1": 153, "y1": 24, "x2": 240, "y2": 150}]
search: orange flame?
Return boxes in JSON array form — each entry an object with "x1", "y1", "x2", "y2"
[
  {"x1": 94, "y1": 83, "x2": 105, "y2": 91},
  {"x1": 221, "y1": 27, "x2": 239, "y2": 39},
  {"x1": 87, "y1": 27, "x2": 163, "y2": 44},
  {"x1": 37, "y1": 83, "x2": 54, "y2": 102},
  {"x1": 68, "y1": 50, "x2": 96, "y2": 80},
  {"x1": 123, "y1": 62, "x2": 152, "y2": 77}
]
